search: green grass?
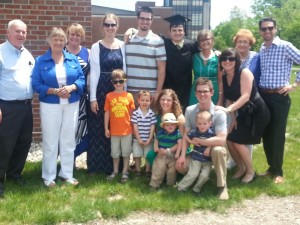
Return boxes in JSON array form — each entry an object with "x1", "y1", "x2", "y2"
[{"x1": 0, "y1": 89, "x2": 299, "y2": 225}]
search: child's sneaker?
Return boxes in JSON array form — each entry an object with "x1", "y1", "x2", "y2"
[{"x1": 107, "y1": 172, "x2": 117, "y2": 181}]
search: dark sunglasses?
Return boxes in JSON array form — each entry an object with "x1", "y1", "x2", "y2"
[
  {"x1": 103, "y1": 23, "x2": 117, "y2": 28},
  {"x1": 112, "y1": 79, "x2": 125, "y2": 84},
  {"x1": 260, "y1": 26, "x2": 274, "y2": 32},
  {"x1": 220, "y1": 56, "x2": 236, "y2": 62}
]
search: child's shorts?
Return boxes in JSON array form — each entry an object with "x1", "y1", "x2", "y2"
[
  {"x1": 111, "y1": 134, "x2": 132, "y2": 158},
  {"x1": 132, "y1": 139, "x2": 153, "y2": 158}
]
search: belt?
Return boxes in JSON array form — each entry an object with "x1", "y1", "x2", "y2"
[
  {"x1": 0, "y1": 99, "x2": 32, "y2": 104},
  {"x1": 259, "y1": 88, "x2": 281, "y2": 94}
]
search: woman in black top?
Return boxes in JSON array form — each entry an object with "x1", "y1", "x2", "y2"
[{"x1": 216, "y1": 48, "x2": 270, "y2": 183}]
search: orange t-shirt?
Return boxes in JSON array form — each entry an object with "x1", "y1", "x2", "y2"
[{"x1": 104, "y1": 91, "x2": 135, "y2": 136}]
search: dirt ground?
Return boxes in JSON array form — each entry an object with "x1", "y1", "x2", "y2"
[{"x1": 74, "y1": 195, "x2": 299, "y2": 225}]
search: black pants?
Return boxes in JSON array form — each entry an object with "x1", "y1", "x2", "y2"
[
  {"x1": 260, "y1": 92, "x2": 291, "y2": 177},
  {"x1": 0, "y1": 100, "x2": 33, "y2": 182}
]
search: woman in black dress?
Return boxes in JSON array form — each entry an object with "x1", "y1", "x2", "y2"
[
  {"x1": 88, "y1": 14, "x2": 126, "y2": 174},
  {"x1": 216, "y1": 48, "x2": 270, "y2": 183}
]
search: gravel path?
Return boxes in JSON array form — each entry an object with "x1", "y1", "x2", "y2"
[{"x1": 29, "y1": 144, "x2": 300, "y2": 225}]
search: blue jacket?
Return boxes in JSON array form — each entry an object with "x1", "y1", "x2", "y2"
[{"x1": 32, "y1": 49, "x2": 85, "y2": 104}]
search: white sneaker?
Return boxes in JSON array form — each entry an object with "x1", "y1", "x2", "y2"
[{"x1": 44, "y1": 180, "x2": 56, "y2": 188}]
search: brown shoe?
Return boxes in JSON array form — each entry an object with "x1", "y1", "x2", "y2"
[
  {"x1": 258, "y1": 170, "x2": 272, "y2": 177},
  {"x1": 218, "y1": 185, "x2": 229, "y2": 200},
  {"x1": 273, "y1": 176, "x2": 284, "y2": 184}
]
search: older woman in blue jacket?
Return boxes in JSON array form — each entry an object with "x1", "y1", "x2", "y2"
[{"x1": 32, "y1": 27, "x2": 85, "y2": 187}]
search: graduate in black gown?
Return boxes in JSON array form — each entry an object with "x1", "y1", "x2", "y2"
[{"x1": 162, "y1": 14, "x2": 199, "y2": 112}]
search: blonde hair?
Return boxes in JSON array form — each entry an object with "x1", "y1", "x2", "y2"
[
  {"x1": 196, "y1": 111, "x2": 212, "y2": 122},
  {"x1": 101, "y1": 14, "x2": 119, "y2": 29},
  {"x1": 47, "y1": 27, "x2": 67, "y2": 44},
  {"x1": 111, "y1": 69, "x2": 126, "y2": 80},
  {"x1": 66, "y1": 23, "x2": 86, "y2": 41},
  {"x1": 233, "y1": 29, "x2": 256, "y2": 46}
]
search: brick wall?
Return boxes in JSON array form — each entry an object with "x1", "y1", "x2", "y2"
[{"x1": 0, "y1": 0, "x2": 92, "y2": 142}]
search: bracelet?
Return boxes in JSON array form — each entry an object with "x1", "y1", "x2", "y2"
[
  {"x1": 166, "y1": 148, "x2": 171, "y2": 156},
  {"x1": 53, "y1": 88, "x2": 58, "y2": 95}
]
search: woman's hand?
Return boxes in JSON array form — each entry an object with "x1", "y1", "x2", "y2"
[
  {"x1": 90, "y1": 101, "x2": 99, "y2": 114},
  {"x1": 228, "y1": 116, "x2": 237, "y2": 133},
  {"x1": 215, "y1": 105, "x2": 231, "y2": 114},
  {"x1": 176, "y1": 155, "x2": 186, "y2": 170},
  {"x1": 62, "y1": 84, "x2": 76, "y2": 94},
  {"x1": 105, "y1": 129, "x2": 110, "y2": 138},
  {"x1": 56, "y1": 88, "x2": 70, "y2": 99}
]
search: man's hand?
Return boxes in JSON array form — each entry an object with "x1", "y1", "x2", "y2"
[{"x1": 0, "y1": 109, "x2": 2, "y2": 124}]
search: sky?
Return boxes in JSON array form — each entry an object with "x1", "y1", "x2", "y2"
[{"x1": 92, "y1": 0, "x2": 254, "y2": 29}]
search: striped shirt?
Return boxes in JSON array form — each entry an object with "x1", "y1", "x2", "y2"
[
  {"x1": 126, "y1": 30, "x2": 166, "y2": 93},
  {"x1": 259, "y1": 36, "x2": 300, "y2": 89},
  {"x1": 131, "y1": 107, "x2": 157, "y2": 141},
  {"x1": 188, "y1": 128, "x2": 215, "y2": 163},
  {"x1": 156, "y1": 129, "x2": 182, "y2": 149}
]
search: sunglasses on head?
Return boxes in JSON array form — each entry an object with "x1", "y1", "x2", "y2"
[
  {"x1": 260, "y1": 26, "x2": 274, "y2": 32},
  {"x1": 103, "y1": 23, "x2": 117, "y2": 28},
  {"x1": 220, "y1": 56, "x2": 236, "y2": 62},
  {"x1": 112, "y1": 79, "x2": 125, "y2": 84}
]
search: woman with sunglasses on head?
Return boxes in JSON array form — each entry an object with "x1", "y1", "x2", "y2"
[
  {"x1": 189, "y1": 30, "x2": 220, "y2": 106},
  {"x1": 215, "y1": 48, "x2": 270, "y2": 183},
  {"x1": 88, "y1": 14, "x2": 126, "y2": 175},
  {"x1": 64, "y1": 23, "x2": 90, "y2": 166}
]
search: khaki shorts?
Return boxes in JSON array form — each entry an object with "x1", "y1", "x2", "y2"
[
  {"x1": 132, "y1": 139, "x2": 153, "y2": 158},
  {"x1": 111, "y1": 134, "x2": 132, "y2": 158}
]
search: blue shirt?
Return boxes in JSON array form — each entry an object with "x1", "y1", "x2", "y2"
[
  {"x1": 187, "y1": 127, "x2": 215, "y2": 162},
  {"x1": 240, "y1": 51, "x2": 261, "y2": 87},
  {"x1": 32, "y1": 49, "x2": 85, "y2": 104},
  {"x1": 0, "y1": 40, "x2": 34, "y2": 100},
  {"x1": 259, "y1": 36, "x2": 300, "y2": 88}
]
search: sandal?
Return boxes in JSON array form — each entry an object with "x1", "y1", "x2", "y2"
[
  {"x1": 44, "y1": 180, "x2": 56, "y2": 188},
  {"x1": 121, "y1": 173, "x2": 129, "y2": 183}
]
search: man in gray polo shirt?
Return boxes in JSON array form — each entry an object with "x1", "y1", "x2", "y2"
[{"x1": 176, "y1": 78, "x2": 228, "y2": 200}]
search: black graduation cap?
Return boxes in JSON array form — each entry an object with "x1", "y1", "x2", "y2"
[{"x1": 164, "y1": 14, "x2": 191, "y2": 35}]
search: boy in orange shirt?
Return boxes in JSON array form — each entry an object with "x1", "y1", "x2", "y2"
[{"x1": 104, "y1": 69, "x2": 135, "y2": 183}]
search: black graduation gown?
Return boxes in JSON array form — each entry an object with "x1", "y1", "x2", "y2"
[{"x1": 162, "y1": 37, "x2": 198, "y2": 111}]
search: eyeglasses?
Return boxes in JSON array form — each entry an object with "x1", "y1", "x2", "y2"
[
  {"x1": 138, "y1": 17, "x2": 152, "y2": 22},
  {"x1": 112, "y1": 79, "x2": 125, "y2": 84},
  {"x1": 200, "y1": 37, "x2": 212, "y2": 42},
  {"x1": 260, "y1": 26, "x2": 275, "y2": 32},
  {"x1": 196, "y1": 90, "x2": 211, "y2": 94},
  {"x1": 103, "y1": 23, "x2": 117, "y2": 28},
  {"x1": 220, "y1": 56, "x2": 236, "y2": 62}
]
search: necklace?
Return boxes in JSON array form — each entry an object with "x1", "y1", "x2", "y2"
[{"x1": 200, "y1": 50, "x2": 214, "y2": 61}]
